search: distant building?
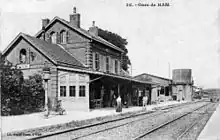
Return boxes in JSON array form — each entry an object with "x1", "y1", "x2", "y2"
[{"x1": 133, "y1": 73, "x2": 172, "y2": 103}]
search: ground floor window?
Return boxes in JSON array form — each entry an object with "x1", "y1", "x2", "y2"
[
  {"x1": 60, "y1": 86, "x2": 66, "y2": 97},
  {"x1": 69, "y1": 86, "x2": 76, "y2": 97},
  {"x1": 79, "y1": 85, "x2": 86, "y2": 97}
]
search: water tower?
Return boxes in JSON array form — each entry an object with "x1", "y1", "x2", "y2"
[{"x1": 172, "y1": 69, "x2": 193, "y2": 101}]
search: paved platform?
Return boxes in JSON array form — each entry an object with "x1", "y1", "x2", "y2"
[
  {"x1": 1, "y1": 101, "x2": 186, "y2": 134},
  {"x1": 198, "y1": 103, "x2": 220, "y2": 140}
]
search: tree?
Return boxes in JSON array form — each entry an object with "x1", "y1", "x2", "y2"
[
  {"x1": 1, "y1": 53, "x2": 45, "y2": 115},
  {"x1": 98, "y1": 28, "x2": 131, "y2": 71},
  {"x1": 1, "y1": 59, "x2": 24, "y2": 115}
]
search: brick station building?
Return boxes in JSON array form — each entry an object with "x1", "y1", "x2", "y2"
[{"x1": 2, "y1": 7, "x2": 157, "y2": 112}]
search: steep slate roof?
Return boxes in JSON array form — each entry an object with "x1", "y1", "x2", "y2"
[
  {"x1": 26, "y1": 34, "x2": 85, "y2": 67},
  {"x1": 3, "y1": 33, "x2": 85, "y2": 68},
  {"x1": 35, "y1": 16, "x2": 125, "y2": 53}
]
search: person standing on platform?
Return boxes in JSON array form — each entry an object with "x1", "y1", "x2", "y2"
[
  {"x1": 143, "y1": 95, "x2": 148, "y2": 111},
  {"x1": 116, "y1": 95, "x2": 122, "y2": 112},
  {"x1": 110, "y1": 89, "x2": 114, "y2": 107}
]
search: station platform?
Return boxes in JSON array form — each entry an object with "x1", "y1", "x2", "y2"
[
  {"x1": 198, "y1": 103, "x2": 220, "y2": 140},
  {"x1": 1, "y1": 100, "x2": 186, "y2": 134}
]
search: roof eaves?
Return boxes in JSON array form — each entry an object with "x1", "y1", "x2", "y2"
[
  {"x1": 91, "y1": 36, "x2": 124, "y2": 53},
  {"x1": 56, "y1": 61, "x2": 86, "y2": 69},
  {"x1": 2, "y1": 32, "x2": 23, "y2": 55}
]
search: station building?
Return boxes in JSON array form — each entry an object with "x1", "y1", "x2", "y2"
[{"x1": 2, "y1": 7, "x2": 157, "y2": 112}]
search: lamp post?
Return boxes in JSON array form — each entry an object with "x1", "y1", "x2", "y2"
[{"x1": 42, "y1": 66, "x2": 50, "y2": 117}]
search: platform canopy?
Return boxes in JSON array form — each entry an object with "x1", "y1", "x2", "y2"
[{"x1": 89, "y1": 72, "x2": 159, "y2": 86}]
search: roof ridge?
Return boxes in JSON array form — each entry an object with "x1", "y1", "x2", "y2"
[
  {"x1": 35, "y1": 16, "x2": 124, "y2": 53},
  {"x1": 134, "y1": 73, "x2": 172, "y2": 81}
]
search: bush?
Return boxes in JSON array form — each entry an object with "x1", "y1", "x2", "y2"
[
  {"x1": 21, "y1": 74, "x2": 45, "y2": 113},
  {"x1": 1, "y1": 65, "x2": 24, "y2": 115},
  {"x1": 1, "y1": 61, "x2": 45, "y2": 116}
]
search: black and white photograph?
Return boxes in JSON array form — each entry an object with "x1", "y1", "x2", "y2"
[{"x1": 0, "y1": 0, "x2": 220, "y2": 139}]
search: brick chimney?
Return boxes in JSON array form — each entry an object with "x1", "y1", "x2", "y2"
[
  {"x1": 42, "y1": 18, "x2": 50, "y2": 28},
  {"x1": 89, "y1": 21, "x2": 98, "y2": 36},
  {"x1": 70, "y1": 7, "x2": 80, "y2": 28}
]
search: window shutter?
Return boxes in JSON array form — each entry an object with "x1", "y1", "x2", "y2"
[
  {"x1": 112, "y1": 59, "x2": 115, "y2": 73},
  {"x1": 57, "y1": 32, "x2": 60, "y2": 44},
  {"x1": 118, "y1": 61, "x2": 121, "y2": 75},
  {"x1": 109, "y1": 57, "x2": 112, "y2": 73},
  {"x1": 103, "y1": 56, "x2": 106, "y2": 72},
  {"x1": 97, "y1": 54, "x2": 100, "y2": 70},
  {"x1": 92, "y1": 52, "x2": 95, "y2": 70},
  {"x1": 99, "y1": 55, "x2": 103, "y2": 71}
]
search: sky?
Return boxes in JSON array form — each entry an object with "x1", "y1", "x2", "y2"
[{"x1": 0, "y1": 0, "x2": 220, "y2": 89}]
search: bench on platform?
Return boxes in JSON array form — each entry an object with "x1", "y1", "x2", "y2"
[{"x1": 91, "y1": 99, "x2": 103, "y2": 108}]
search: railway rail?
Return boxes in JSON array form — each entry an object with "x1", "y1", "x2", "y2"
[
  {"x1": 3, "y1": 100, "x2": 209, "y2": 140},
  {"x1": 177, "y1": 103, "x2": 218, "y2": 140},
  {"x1": 134, "y1": 102, "x2": 217, "y2": 140},
  {"x1": 22, "y1": 101, "x2": 202, "y2": 140}
]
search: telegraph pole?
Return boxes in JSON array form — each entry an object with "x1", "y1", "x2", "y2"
[{"x1": 168, "y1": 62, "x2": 171, "y2": 79}]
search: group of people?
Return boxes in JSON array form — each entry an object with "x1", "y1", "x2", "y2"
[{"x1": 115, "y1": 95, "x2": 148, "y2": 112}]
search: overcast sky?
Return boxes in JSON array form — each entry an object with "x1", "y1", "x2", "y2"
[{"x1": 0, "y1": 0, "x2": 220, "y2": 89}]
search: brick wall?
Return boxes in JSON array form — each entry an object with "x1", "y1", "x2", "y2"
[
  {"x1": 38, "y1": 21, "x2": 89, "y2": 43},
  {"x1": 91, "y1": 42, "x2": 122, "y2": 74},
  {"x1": 5, "y1": 38, "x2": 53, "y2": 67},
  {"x1": 64, "y1": 43, "x2": 88, "y2": 66}
]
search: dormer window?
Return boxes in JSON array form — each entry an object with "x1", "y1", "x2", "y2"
[
  {"x1": 19, "y1": 49, "x2": 27, "y2": 63},
  {"x1": 50, "y1": 32, "x2": 57, "y2": 44},
  {"x1": 60, "y1": 30, "x2": 66, "y2": 44}
]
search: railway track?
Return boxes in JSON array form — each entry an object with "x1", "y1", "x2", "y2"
[
  {"x1": 134, "y1": 102, "x2": 217, "y2": 140},
  {"x1": 20, "y1": 101, "x2": 203, "y2": 140},
  {"x1": 72, "y1": 101, "x2": 208, "y2": 140},
  {"x1": 177, "y1": 103, "x2": 219, "y2": 140}
]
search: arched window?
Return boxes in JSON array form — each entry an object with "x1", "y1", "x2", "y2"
[
  {"x1": 20, "y1": 49, "x2": 27, "y2": 63},
  {"x1": 50, "y1": 32, "x2": 57, "y2": 44},
  {"x1": 60, "y1": 30, "x2": 66, "y2": 44}
]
